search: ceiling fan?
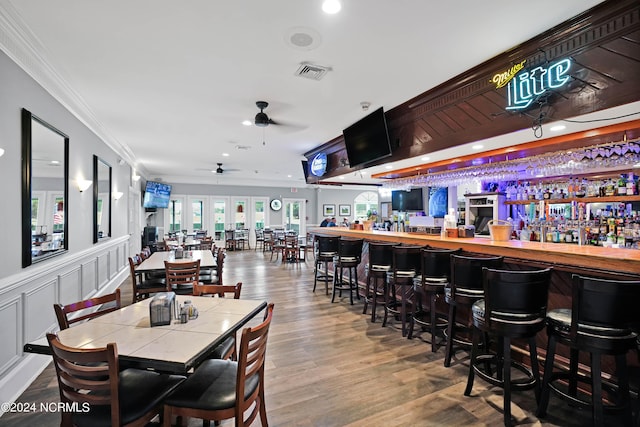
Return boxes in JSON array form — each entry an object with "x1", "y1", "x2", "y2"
[
  {"x1": 254, "y1": 101, "x2": 278, "y2": 127},
  {"x1": 213, "y1": 163, "x2": 241, "y2": 174}
]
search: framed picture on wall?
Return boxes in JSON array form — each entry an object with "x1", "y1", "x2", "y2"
[
  {"x1": 339, "y1": 204, "x2": 351, "y2": 217},
  {"x1": 323, "y1": 204, "x2": 335, "y2": 216}
]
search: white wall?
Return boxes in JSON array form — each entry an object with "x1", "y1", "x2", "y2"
[{"x1": 0, "y1": 50, "x2": 132, "y2": 410}]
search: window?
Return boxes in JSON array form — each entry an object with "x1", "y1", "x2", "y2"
[
  {"x1": 254, "y1": 200, "x2": 265, "y2": 230},
  {"x1": 354, "y1": 191, "x2": 379, "y2": 220},
  {"x1": 52, "y1": 197, "x2": 64, "y2": 232},
  {"x1": 192, "y1": 199, "x2": 203, "y2": 230},
  {"x1": 169, "y1": 199, "x2": 183, "y2": 232},
  {"x1": 31, "y1": 197, "x2": 39, "y2": 231},
  {"x1": 234, "y1": 200, "x2": 246, "y2": 229},
  {"x1": 213, "y1": 200, "x2": 225, "y2": 233}
]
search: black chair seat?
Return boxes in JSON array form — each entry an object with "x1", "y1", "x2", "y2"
[
  {"x1": 137, "y1": 277, "x2": 166, "y2": 290},
  {"x1": 208, "y1": 336, "x2": 236, "y2": 359},
  {"x1": 199, "y1": 274, "x2": 220, "y2": 285},
  {"x1": 165, "y1": 359, "x2": 260, "y2": 412},
  {"x1": 72, "y1": 368, "x2": 184, "y2": 427}
]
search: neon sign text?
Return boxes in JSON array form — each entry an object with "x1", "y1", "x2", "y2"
[
  {"x1": 310, "y1": 152, "x2": 328, "y2": 177},
  {"x1": 492, "y1": 60, "x2": 526, "y2": 89},
  {"x1": 506, "y1": 58, "x2": 572, "y2": 111}
]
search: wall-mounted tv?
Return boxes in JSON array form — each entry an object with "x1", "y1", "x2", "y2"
[
  {"x1": 342, "y1": 107, "x2": 392, "y2": 168},
  {"x1": 143, "y1": 181, "x2": 172, "y2": 209},
  {"x1": 391, "y1": 188, "x2": 424, "y2": 211}
]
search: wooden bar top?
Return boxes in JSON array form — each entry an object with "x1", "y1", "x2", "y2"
[{"x1": 309, "y1": 227, "x2": 640, "y2": 277}]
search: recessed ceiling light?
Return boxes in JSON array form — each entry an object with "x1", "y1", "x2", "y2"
[
  {"x1": 242, "y1": 120, "x2": 252, "y2": 126},
  {"x1": 50, "y1": 160, "x2": 60, "y2": 165},
  {"x1": 550, "y1": 125, "x2": 566, "y2": 132},
  {"x1": 421, "y1": 156, "x2": 430, "y2": 161},
  {"x1": 472, "y1": 144, "x2": 484, "y2": 150},
  {"x1": 222, "y1": 152, "x2": 229, "y2": 157},
  {"x1": 385, "y1": 165, "x2": 393, "y2": 170},
  {"x1": 287, "y1": 174, "x2": 292, "y2": 178},
  {"x1": 322, "y1": 0, "x2": 341, "y2": 14},
  {"x1": 339, "y1": 176, "x2": 345, "y2": 180},
  {"x1": 451, "y1": 158, "x2": 461, "y2": 163}
]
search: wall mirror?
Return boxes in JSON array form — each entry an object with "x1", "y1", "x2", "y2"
[
  {"x1": 21, "y1": 109, "x2": 69, "y2": 267},
  {"x1": 93, "y1": 155, "x2": 112, "y2": 242}
]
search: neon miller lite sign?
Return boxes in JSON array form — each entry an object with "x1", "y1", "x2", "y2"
[{"x1": 493, "y1": 58, "x2": 572, "y2": 111}]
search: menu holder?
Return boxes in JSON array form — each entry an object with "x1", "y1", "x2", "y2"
[{"x1": 149, "y1": 292, "x2": 177, "y2": 327}]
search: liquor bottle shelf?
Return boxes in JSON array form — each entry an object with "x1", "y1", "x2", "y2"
[{"x1": 504, "y1": 195, "x2": 640, "y2": 205}]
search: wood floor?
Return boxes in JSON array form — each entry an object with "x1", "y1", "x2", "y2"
[{"x1": 3, "y1": 249, "x2": 636, "y2": 426}]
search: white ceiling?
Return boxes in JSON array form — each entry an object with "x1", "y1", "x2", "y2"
[{"x1": 2, "y1": 0, "x2": 621, "y2": 188}]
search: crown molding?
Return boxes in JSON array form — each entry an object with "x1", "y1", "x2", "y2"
[{"x1": 0, "y1": 1, "x2": 148, "y2": 177}]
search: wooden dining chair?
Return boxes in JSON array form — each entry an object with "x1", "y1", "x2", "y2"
[
  {"x1": 47, "y1": 333, "x2": 185, "y2": 427},
  {"x1": 193, "y1": 282, "x2": 244, "y2": 361},
  {"x1": 200, "y1": 248, "x2": 225, "y2": 285},
  {"x1": 128, "y1": 256, "x2": 167, "y2": 303},
  {"x1": 163, "y1": 303, "x2": 274, "y2": 427},
  {"x1": 165, "y1": 259, "x2": 201, "y2": 295},
  {"x1": 54, "y1": 289, "x2": 122, "y2": 330}
]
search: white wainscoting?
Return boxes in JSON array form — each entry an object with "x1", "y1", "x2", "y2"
[{"x1": 0, "y1": 235, "x2": 130, "y2": 412}]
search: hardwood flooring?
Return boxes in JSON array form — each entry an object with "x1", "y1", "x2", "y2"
[{"x1": 3, "y1": 249, "x2": 636, "y2": 426}]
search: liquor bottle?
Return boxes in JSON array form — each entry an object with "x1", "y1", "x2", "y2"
[
  {"x1": 617, "y1": 174, "x2": 627, "y2": 196},
  {"x1": 626, "y1": 172, "x2": 635, "y2": 196},
  {"x1": 567, "y1": 176, "x2": 574, "y2": 198}
]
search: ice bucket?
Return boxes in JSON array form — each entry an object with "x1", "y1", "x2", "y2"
[{"x1": 488, "y1": 219, "x2": 513, "y2": 241}]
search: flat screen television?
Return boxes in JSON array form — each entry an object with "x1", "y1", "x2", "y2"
[
  {"x1": 301, "y1": 160, "x2": 309, "y2": 182},
  {"x1": 391, "y1": 188, "x2": 424, "y2": 211},
  {"x1": 143, "y1": 181, "x2": 172, "y2": 209},
  {"x1": 342, "y1": 107, "x2": 392, "y2": 168}
]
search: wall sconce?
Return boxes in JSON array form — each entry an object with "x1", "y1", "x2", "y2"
[
  {"x1": 132, "y1": 173, "x2": 141, "y2": 182},
  {"x1": 112, "y1": 191, "x2": 123, "y2": 200},
  {"x1": 77, "y1": 179, "x2": 92, "y2": 192},
  {"x1": 0, "y1": 148, "x2": 5, "y2": 157}
]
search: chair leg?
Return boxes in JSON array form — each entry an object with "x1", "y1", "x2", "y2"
[
  {"x1": 528, "y1": 337, "x2": 541, "y2": 403},
  {"x1": 313, "y1": 261, "x2": 319, "y2": 292},
  {"x1": 503, "y1": 336, "x2": 512, "y2": 427},
  {"x1": 363, "y1": 275, "x2": 370, "y2": 315},
  {"x1": 464, "y1": 326, "x2": 481, "y2": 396},
  {"x1": 430, "y1": 292, "x2": 438, "y2": 352},
  {"x1": 569, "y1": 347, "x2": 579, "y2": 398},
  {"x1": 324, "y1": 261, "x2": 330, "y2": 295},
  {"x1": 444, "y1": 304, "x2": 456, "y2": 367},
  {"x1": 591, "y1": 352, "x2": 604, "y2": 427},
  {"x1": 348, "y1": 268, "x2": 354, "y2": 305},
  {"x1": 537, "y1": 335, "x2": 557, "y2": 418},
  {"x1": 331, "y1": 266, "x2": 338, "y2": 303},
  {"x1": 615, "y1": 353, "x2": 633, "y2": 426}
]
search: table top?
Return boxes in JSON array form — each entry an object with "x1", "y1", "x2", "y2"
[
  {"x1": 24, "y1": 296, "x2": 267, "y2": 374},
  {"x1": 136, "y1": 249, "x2": 216, "y2": 272}
]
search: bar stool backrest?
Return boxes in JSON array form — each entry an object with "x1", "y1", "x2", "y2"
[
  {"x1": 392, "y1": 245, "x2": 422, "y2": 275},
  {"x1": 316, "y1": 236, "x2": 339, "y2": 256},
  {"x1": 450, "y1": 254, "x2": 503, "y2": 294},
  {"x1": 571, "y1": 274, "x2": 640, "y2": 349},
  {"x1": 482, "y1": 267, "x2": 552, "y2": 327},
  {"x1": 338, "y1": 238, "x2": 363, "y2": 262},
  {"x1": 421, "y1": 247, "x2": 461, "y2": 281},
  {"x1": 369, "y1": 242, "x2": 394, "y2": 268}
]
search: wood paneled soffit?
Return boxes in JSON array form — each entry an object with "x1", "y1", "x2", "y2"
[{"x1": 306, "y1": 0, "x2": 640, "y2": 183}]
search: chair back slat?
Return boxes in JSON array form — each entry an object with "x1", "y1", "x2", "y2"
[
  {"x1": 54, "y1": 289, "x2": 121, "y2": 330},
  {"x1": 450, "y1": 254, "x2": 503, "y2": 293},
  {"x1": 369, "y1": 242, "x2": 393, "y2": 267},
  {"x1": 193, "y1": 282, "x2": 242, "y2": 298},
  {"x1": 421, "y1": 247, "x2": 460, "y2": 280},
  {"x1": 338, "y1": 238, "x2": 363, "y2": 261}
]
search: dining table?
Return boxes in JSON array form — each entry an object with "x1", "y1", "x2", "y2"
[
  {"x1": 135, "y1": 249, "x2": 216, "y2": 273},
  {"x1": 24, "y1": 296, "x2": 267, "y2": 374}
]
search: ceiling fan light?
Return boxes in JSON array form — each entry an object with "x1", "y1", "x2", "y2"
[{"x1": 255, "y1": 112, "x2": 269, "y2": 127}]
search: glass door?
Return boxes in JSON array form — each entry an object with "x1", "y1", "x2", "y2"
[
  {"x1": 210, "y1": 197, "x2": 229, "y2": 242},
  {"x1": 188, "y1": 196, "x2": 208, "y2": 233},
  {"x1": 231, "y1": 197, "x2": 248, "y2": 230},
  {"x1": 251, "y1": 197, "x2": 268, "y2": 248},
  {"x1": 283, "y1": 198, "x2": 305, "y2": 235}
]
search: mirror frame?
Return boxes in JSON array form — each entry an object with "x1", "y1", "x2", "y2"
[
  {"x1": 21, "y1": 108, "x2": 69, "y2": 268},
  {"x1": 93, "y1": 155, "x2": 112, "y2": 243}
]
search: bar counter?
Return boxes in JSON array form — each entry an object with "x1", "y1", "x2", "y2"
[
  {"x1": 309, "y1": 227, "x2": 640, "y2": 278},
  {"x1": 309, "y1": 226, "x2": 640, "y2": 379}
]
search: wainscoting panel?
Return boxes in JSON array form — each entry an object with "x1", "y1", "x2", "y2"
[
  {"x1": 96, "y1": 252, "x2": 109, "y2": 288},
  {"x1": 81, "y1": 259, "x2": 98, "y2": 297},
  {"x1": 22, "y1": 279, "x2": 57, "y2": 344},
  {"x1": 58, "y1": 266, "x2": 82, "y2": 305},
  {"x1": 0, "y1": 295, "x2": 22, "y2": 375}
]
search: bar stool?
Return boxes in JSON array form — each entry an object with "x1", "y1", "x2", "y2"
[
  {"x1": 409, "y1": 247, "x2": 461, "y2": 352},
  {"x1": 444, "y1": 254, "x2": 503, "y2": 367},
  {"x1": 331, "y1": 238, "x2": 364, "y2": 304},
  {"x1": 537, "y1": 274, "x2": 640, "y2": 427},
  {"x1": 464, "y1": 267, "x2": 552, "y2": 427},
  {"x1": 313, "y1": 236, "x2": 339, "y2": 295},
  {"x1": 383, "y1": 245, "x2": 422, "y2": 337},
  {"x1": 362, "y1": 242, "x2": 394, "y2": 322}
]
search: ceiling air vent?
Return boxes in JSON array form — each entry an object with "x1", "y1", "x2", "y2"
[{"x1": 295, "y1": 62, "x2": 332, "y2": 81}]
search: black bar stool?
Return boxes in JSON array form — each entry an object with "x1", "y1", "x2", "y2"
[
  {"x1": 464, "y1": 267, "x2": 552, "y2": 427},
  {"x1": 332, "y1": 238, "x2": 364, "y2": 304},
  {"x1": 362, "y1": 242, "x2": 394, "y2": 322},
  {"x1": 383, "y1": 245, "x2": 422, "y2": 337},
  {"x1": 409, "y1": 247, "x2": 461, "y2": 352},
  {"x1": 313, "y1": 235, "x2": 339, "y2": 295},
  {"x1": 537, "y1": 274, "x2": 640, "y2": 427},
  {"x1": 444, "y1": 254, "x2": 503, "y2": 367}
]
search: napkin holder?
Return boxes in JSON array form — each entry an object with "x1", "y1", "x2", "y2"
[{"x1": 149, "y1": 292, "x2": 176, "y2": 327}]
